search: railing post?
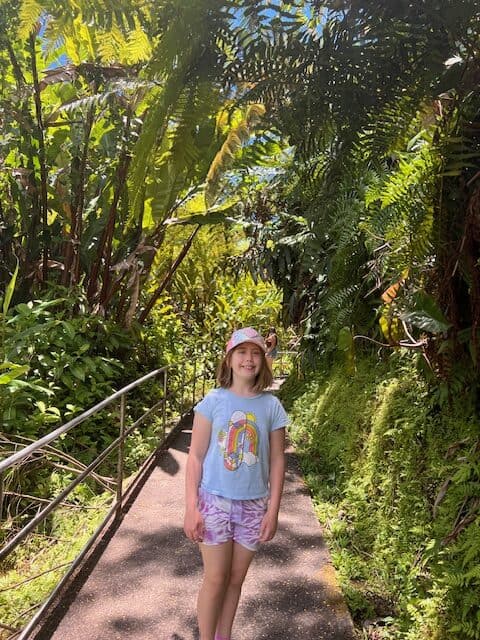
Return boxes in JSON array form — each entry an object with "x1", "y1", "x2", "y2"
[
  {"x1": 162, "y1": 369, "x2": 167, "y2": 436},
  {"x1": 181, "y1": 362, "x2": 185, "y2": 414},
  {"x1": 116, "y1": 394, "x2": 126, "y2": 518},
  {"x1": 192, "y1": 356, "x2": 197, "y2": 406},
  {"x1": 202, "y1": 356, "x2": 206, "y2": 397},
  {"x1": 0, "y1": 471, "x2": 4, "y2": 522}
]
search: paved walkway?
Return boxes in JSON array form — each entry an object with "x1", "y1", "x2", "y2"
[{"x1": 34, "y1": 411, "x2": 355, "y2": 640}]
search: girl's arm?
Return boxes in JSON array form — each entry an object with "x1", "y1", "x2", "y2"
[
  {"x1": 259, "y1": 427, "x2": 286, "y2": 542},
  {"x1": 184, "y1": 411, "x2": 211, "y2": 542}
]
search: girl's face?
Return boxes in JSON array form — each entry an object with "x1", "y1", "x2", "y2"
[{"x1": 229, "y1": 342, "x2": 263, "y2": 382}]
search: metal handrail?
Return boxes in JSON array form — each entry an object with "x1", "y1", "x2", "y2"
[
  {"x1": 0, "y1": 368, "x2": 164, "y2": 475},
  {"x1": 0, "y1": 355, "x2": 213, "y2": 639}
]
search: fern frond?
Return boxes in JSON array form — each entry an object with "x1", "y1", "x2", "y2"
[
  {"x1": 206, "y1": 103, "x2": 266, "y2": 205},
  {"x1": 378, "y1": 149, "x2": 434, "y2": 210},
  {"x1": 128, "y1": 83, "x2": 172, "y2": 221},
  {"x1": 126, "y1": 23, "x2": 152, "y2": 64},
  {"x1": 61, "y1": 17, "x2": 96, "y2": 64},
  {"x1": 53, "y1": 78, "x2": 145, "y2": 116},
  {"x1": 97, "y1": 29, "x2": 123, "y2": 63},
  {"x1": 326, "y1": 285, "x2": 360, "y2": 310},
  {"x1": 18, "y1": 0, "x2": 42, "y2": 40},
  {"x1": 464, "y1": 565, "x2": 480, "y2": 583}
]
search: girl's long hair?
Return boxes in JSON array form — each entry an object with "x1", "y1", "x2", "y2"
[{"x1": 216, "y1": 349, "x2": 273, "y2": 393}]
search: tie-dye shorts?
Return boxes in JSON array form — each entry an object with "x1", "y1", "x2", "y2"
[{"x1": 198, "y1": 487, "x2": 269, "y2": 551}]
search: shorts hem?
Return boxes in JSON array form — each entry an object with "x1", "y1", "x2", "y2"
[
  {"x1": 200, "y1": 538, "x2": 259, "y2": 552},
  {"x1": 233, "y1": 538, "x2": 260, "y2": 552},
  {"x1": 200, "y1": 539, "x2": 231, "y2": 547}
]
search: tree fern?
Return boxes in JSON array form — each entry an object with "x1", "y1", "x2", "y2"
[
  {"x1": 125, "y1": 20, "x2": 152, "y2": 64},
  {"x1": 17, "y1": 0, "x2": 42, "y2": 41},
  {"x1": 205, "y1": 103, "x2": 266, "y2": 205},
  {"x1": 96, "y1": 26, "x2": 126, "y2": 63}
]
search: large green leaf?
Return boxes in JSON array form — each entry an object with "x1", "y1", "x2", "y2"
[
  {"x1": 163, "y1": 202, "x2": 240, "y2": 226},
  {"x1": 0, "y1": 362, "x2": 30, "y2": 384},
  {"x1": 401, "y1": 293, "x2": 452, "y2": 333},
  {"x1": 7, "y1": 379, "x2": 54, "y2": 395},
  {"x1": 2, "y1": 258, "x2": 19, "y2": 317}
]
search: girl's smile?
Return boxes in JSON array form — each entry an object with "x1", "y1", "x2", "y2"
[{"x1": 230, "y1": 344, "x2": 263, "y2": 379}]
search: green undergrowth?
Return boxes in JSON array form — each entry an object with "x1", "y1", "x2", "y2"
[
  {"x1": 280, "y1": 355, "x2": 480, "y2": 640},
  {"x1": 0, "y1": 491, "x2": 112, "y2": 638},
  {"x1": 0, "y1": 404, "x2": 194, "y2": 636}
]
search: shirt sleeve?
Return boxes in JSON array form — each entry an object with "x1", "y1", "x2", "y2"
[
  {"x1": 194, "y1": 390, "x2": 216, "y2": 421},
  {"x1": 270, "y1": 396, "x2": 289, "y2": 431}
]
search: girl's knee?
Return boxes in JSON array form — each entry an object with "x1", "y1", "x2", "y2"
[
  {"x1": 203, "y1": 570, "x2": 230, "y2": 590},
  {"x1": 227, "y1": 568, "x2": 248, "y2": 589}
]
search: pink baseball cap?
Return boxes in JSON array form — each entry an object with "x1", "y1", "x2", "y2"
[{"x1": 226, "y1": 327, "x2": 266, "y2": 354}]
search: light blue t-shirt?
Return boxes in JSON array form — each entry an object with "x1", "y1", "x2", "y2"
[{"x1": 194, "y1": 387, "x2": 289, "y2": 500}]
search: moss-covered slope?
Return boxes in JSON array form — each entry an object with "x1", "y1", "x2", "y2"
[{"x1": 282, "y1": 357, "x2": 480, "y2": 640}]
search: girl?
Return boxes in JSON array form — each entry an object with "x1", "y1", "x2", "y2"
[{"x1": 184, "y1": 327, "x2": 288, "y2": 640}]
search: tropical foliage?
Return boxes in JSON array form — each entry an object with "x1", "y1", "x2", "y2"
[
  {"x1": 1, "y1": 1, "x2": 480, "y2": 639},
  {"x1": 0, "y1": 0, "x2": 282, "y2": 327},
  {"x1": 238, "y1": 0, "x2": 480, "y2": 401},
  {"x1": 285, "y1": 355, "x2": 480, "y2": 640}
]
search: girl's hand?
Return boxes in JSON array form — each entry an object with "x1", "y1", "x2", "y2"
[
  {"x1": 183, "y1": 507, "x2": 205, "y2": 543},
  {"x1": 259, "y1": 509, "x2": 278, "y2": 542}
]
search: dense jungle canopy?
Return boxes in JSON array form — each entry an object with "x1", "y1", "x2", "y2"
[
  {"x1": 1, "y1": 0, "x2": 480, "y2": 396},
  {"x1": 1, "y1": 1, "x2": 480, "y2": 639}
]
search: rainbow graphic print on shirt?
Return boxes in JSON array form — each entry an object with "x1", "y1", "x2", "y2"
[{"x1": 218, "y1": 410, "x2": 259, "y2": 471}]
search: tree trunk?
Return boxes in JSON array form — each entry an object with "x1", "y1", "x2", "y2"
[
  {"x1": 29, "y1": 34, "x2": 49, "y2": 283},
  {"x1": 86, "y1": 111, "x2": 132, "y2": 307},
  {"x1": 138, "y1": 225, "x2": 200, "y2": 324},
  {"x1": 62, "y1": 102, "x2": 96, "y2": 286}
]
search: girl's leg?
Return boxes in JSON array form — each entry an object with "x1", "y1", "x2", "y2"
[
  {"x1": 198, "y1": 542, "x2": 233, "y2": 640},
  {"x1": 215, "y1": 542, "x2": 256, "y2": 639}
]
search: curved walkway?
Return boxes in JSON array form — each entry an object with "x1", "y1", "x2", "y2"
[{"x1": 33, "y1": 407, "x2": 355, "y2": 640}]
